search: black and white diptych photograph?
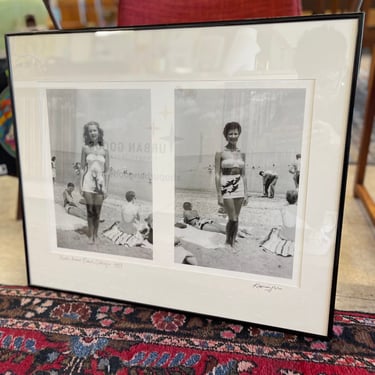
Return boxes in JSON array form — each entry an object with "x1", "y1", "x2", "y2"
[{"x1": 46, "y1": 82, "x2": 311, "y2": 282}]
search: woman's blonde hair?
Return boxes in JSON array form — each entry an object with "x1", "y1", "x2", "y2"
[{"x1": 83, "y1": 121, "x2": 104, "y2": 146}]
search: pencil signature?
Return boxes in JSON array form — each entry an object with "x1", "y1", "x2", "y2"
[
  {"x1": 59, "y1": 255, "x2": 123, "y2": 269},
  {"x1": 253, "y1": 283, "x2": 282, "y2": 292}
]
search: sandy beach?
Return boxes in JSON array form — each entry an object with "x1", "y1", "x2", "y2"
[
  {"x1": 54, "y1": 181, "x2": 294, "y2": 280},
  {"x1": 175, "y1": 189, "x2": 293, "y2": 279},
  {"x1": 54, "y1": 183, "x2": 153, "y2": 260}
]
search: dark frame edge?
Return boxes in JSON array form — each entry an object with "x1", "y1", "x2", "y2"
[
  {"x1": 326, "y1": 12, "x2": 365, "y2": 339},
  {"x1": 4, "y1": 12, "x2": 366, "y2": 38},
  {"x1": 4, "y1": 12, "x2": 365, "y2": 339}
]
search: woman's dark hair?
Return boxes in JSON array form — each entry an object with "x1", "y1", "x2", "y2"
[
  {"x1": 183, "y1": 202, "x2": 192, "y2": 210},
  {"x1": 223, "y1": 122, "x2": 241, "y2": 139},
  {"x1": 83, "y1": 121, "x2": 104, "y2": 146},
  {"x1": 286, "y1": 190, "x2": 298, "y2": 204},
  {"x1": 125, "y1": 190, "x2": 136, "y2": 202}
]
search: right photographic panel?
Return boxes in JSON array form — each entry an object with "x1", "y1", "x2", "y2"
[{"x1": 174, "y1": 81, "x2": 313, "y2": 280}]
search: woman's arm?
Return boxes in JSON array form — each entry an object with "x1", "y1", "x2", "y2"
[
  {"x1": 135, "y1": 205, "x2": 140, "y2": 222},
  {"x1": 104, "y1": 147, "x2": 110, "y2": 198},
  {"x1": 62, "y1": 190, "x2": 68, "y2": 205},
  {"x1": 214, "y1": 152, "x2": 223, "y2": 206},
  {"x1": 242, "y1": 152, "x2": 248, "y2": 206},
  {"x1": 119, "y1": 204, "x2": 125, "y2": 228},
  {"x1": 80, "y1": 146, "x2": 87, "y2": 194}
]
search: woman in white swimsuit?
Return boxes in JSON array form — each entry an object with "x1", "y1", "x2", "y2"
[
  {"x1": 80, "y1": 121, "x2": 109, "y2": 244},
  {"x1": 215, "y1": 122, "x2": 248, "y2": 248}
]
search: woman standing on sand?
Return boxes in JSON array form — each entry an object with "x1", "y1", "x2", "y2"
[
  {"x1": 215, "y1": 121, "x2": 248, "y2": 249},
  {"x1": 51, "y1": 156, "x2": 56, "y2": 183},
  {"x1": 80, "y1": 121, "x2": 109, "y2": 244}
]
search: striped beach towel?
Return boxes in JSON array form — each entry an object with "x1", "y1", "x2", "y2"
[
  {"x1": 259, "y1": 227, "x2": 294, "y2": 257},
  {"x1": 102, "y1": 222, "x2": 145, "y2": 247}
]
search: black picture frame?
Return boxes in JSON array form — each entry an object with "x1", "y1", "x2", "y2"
[{"x1": 6, "y1": 13, "x2": 363, "y2": 336}]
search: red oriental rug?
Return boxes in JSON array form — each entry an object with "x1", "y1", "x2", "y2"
[{"x1": 0, "y1": 286, "x2": 374, "y2": 374}]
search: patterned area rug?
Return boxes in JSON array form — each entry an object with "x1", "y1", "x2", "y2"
[{"x1": 0, "y1": 286, "x2": 374, "y2": 374}]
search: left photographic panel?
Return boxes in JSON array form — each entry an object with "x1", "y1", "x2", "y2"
[{"x1": 47, "y1": 87, "x2": 153, "y2": 259}]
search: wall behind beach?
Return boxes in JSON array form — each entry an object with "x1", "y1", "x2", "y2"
[
  {"x1": 176, "y1": 151, "x2": 298, "y2": 196},
  {"x1": 52, "y1": 150, "x2": 152, "y2": 202}
]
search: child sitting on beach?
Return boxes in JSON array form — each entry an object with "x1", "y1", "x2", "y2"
[
  {"x1": 182, "y1": 202, "x2": 250, "y2": 237},
  {"x1": 259, "y1": 189, "x2": 297, "y2": 257},
  {"x1": 182, "y1": 202, "x2": 214, "y2": 231},
  {"x1": 62, "y1": 182, "x2": 86, "y2": 220}
]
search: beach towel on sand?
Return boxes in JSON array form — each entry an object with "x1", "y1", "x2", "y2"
[
  {"x1": 102, "y1": 222, "x2": 146, "y2": 247},
  {"x1": 175, "y1": 225, "x2": 225, "y2": 249},
  {"x1": 54, "y1": 204, "x2": 86, "y2": 231},
  {"x1": 259, "y1": 227, "x2": 294, "y2": 257}
]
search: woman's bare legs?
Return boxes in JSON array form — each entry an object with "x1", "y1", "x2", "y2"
[
  {"x1": 83, "y1": 192, "x2": 104, "y2": 244},
  {"x1": 92, "y1": 194, "x2": 104, "y2": 241},
  {"x1": 223, "y1": 197, "x2": 244, "y2": 248}
]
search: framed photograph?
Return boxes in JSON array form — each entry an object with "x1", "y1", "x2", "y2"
[{"x1": 6, "y1": 13, "x2": 363, "y2": 336}]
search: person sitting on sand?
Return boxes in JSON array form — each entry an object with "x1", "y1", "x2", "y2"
[
  {"x1": 119, "y1": 190, "x2": 143, "y2": 235},
  {"x1": 259, "y1": 189, "x2": 298, "y2": 257},
  {"x1": 62, "y1": 182, "x2": 86, "y2": 220},
  {"x1": 145, "y1": 214, "x2": 198, "y2": 265},
  {"x1": 102, "y1": 190, "x2": 146, "y2": 247},
  {"x1": 182, "y1": 202, "x2": 250, "y2": 238}
]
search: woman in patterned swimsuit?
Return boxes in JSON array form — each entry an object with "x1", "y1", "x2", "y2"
[
  {"x1": 215, "y1": 122, "x2": 248, "y2": 248},
  {"x1": 80, "y1": 121, "x2": 109, "y2": 244}
]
